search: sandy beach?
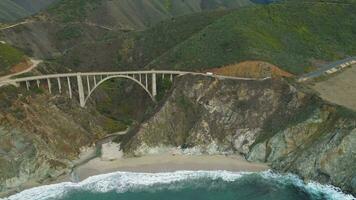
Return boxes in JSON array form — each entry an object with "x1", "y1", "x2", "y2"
[
  {"x1": 0, "y1": 142, "x2": 269, "y2": 198},
  {"x1": 71, "y1": 142, "x2": 269, "y2": 181}
]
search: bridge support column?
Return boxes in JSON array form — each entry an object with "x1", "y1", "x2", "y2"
[
  {"x1": 152, "y1": 73, "x2": 157, "y2": 99},
  {"x1": 57, "y1": 77, "x2": 62, "y2": 93},
  {"x1": 77, "y1": 75, "x2": 85, "y2": 107},
  {"x1": 47, "y1": 79, "x2": 52, "y2": 94},
  {"x1": 145, "y1": 74, "x2": 148, "y2": 89},
  {"x1": 26, "y1": 81, "x2": 30, "y2": 91},
  {"x1": 86, "y1": 76, "x2": 91, "y2": 95},
  {"x1": 67, "y1": 77, "x2": 72, "y2": 99}
]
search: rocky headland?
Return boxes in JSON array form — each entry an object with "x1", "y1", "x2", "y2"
[{"x1": 0, "y1": 74, "x2": 355, "y2": 197}]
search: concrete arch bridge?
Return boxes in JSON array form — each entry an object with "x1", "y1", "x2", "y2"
[{"x1": 0, "y1": 70, "x2": 268, "y2": 107}]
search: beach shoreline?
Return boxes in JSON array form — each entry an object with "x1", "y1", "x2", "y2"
[
  {"x1": 72, "y1": 153, "x2": 270, "y2": 182},
  {"x1": 0, "y1": 140, "x2": 269, "y2": 198}
]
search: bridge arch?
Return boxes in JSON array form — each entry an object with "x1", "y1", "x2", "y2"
[{"x1": 83, "y1": 75, "x2": 154, "y2": 107}]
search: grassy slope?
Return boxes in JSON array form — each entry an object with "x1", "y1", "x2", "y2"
[
  {"x1": 117, "y1": 10, "x2": 232, "y2": 68},
  {"x1": 12, "y1": 0, "x2": 58, "y2": 13},
  {"x1": 47, "y1": 0, "x2": 253, "y2": 28},
  {"x1": 0, "y1": 43, "x2": 25, "y2": 74},
  {"x1": 147, "y1": 1, "x2": 356, "y2": 74},
  {"x1": 47, "y1": 0, "x2": 102, "y2": 23},
  {"x1": 57, "y1": 10, "x2": 232, "y2": 71},
  {"x1": 0, "y1": 0, "x2": 58, "y2": 22},
  {"x1": 0, "y1": 0, "x2": 29, "y2": 22}
]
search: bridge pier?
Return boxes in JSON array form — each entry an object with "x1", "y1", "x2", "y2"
[
  {"x1": 86, "y1": 76, "x2": 91, "y2": 95},
  {"x1": 67, "y1": 77, "x2": 72, "y2": 99},
  {"x1": 77, "y1": 75, "x2": 85, "y2": 107},
  {"x1": 152, "y1": 73, "x2": 157, "y2": 99},
  {"x1": 145, "y1": 74, "x2": 148, "y2": 88},
  {"x1": 26, "y1": 81, "x2": 30, "y2": 91},
  {"x1": 57, "y1": 77, "x2": 62, "y2": 93},
  {"x1": 47, "y1": 78, "x2": 52, "y2": 94}
]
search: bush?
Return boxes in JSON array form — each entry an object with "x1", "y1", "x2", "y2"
[{"x1": 56, "y1": 26, "x2": 83, "y2": 40}]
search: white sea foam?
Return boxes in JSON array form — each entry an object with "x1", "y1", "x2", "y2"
[
  {"x1": 260, "y1": 171, "x2": 356, "y2": 200},
  {"x1": 3, "y1": 170, "x2": 355, "y2": 200}
]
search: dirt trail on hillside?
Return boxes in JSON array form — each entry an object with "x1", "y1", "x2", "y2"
[
  {"x1": 0, "y1": 58, "x2": 42, "y2": 82},
  {"x1": 0, "y1": 21, "x2": 30, "y2": 31}
]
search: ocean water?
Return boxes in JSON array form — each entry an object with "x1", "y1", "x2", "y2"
[{"x1": 4, "y1": 171, "x2": 355, "y2": 200}]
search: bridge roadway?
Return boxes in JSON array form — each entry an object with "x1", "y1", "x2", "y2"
[
  {"x1": 0, "y1": 70, "x2": 270, "y2": 108},
  {"x1": 298, "y1": 56, "x2": 356, "y2": 82}
]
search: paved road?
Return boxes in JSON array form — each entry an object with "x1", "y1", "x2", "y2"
[{"x1": 298, "y1": 57, "x2": 356, "y2": 81}]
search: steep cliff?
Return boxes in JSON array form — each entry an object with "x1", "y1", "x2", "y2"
[
  {"x1": 0, "y1": 86, "x2": 115, "y2": 197},
  {"x1": 122, "y1": 75, "x2": 356, "y2": 195}
]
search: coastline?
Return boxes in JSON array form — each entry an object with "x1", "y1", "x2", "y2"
[
  {"x1": 72, "y1": 153, "x2": 270, "y2": 182},
  {"x1": 0, "y1": 137, "x2": 269, "y2": 199},
  {"x1": 4, "y1": 140, "x2": 356, "y2": 200}
]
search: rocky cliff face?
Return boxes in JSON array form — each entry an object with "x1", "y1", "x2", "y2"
[
  {"x1": 122, "y1": 75, "x2": 356, "y2": 195},
  {"x1": 0, "y1": 86, "x2": 112, "y2": 197}
]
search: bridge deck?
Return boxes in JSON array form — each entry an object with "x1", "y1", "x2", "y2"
[{"x1": 0, "y1": 70, "x2": 269, "y2": 85}]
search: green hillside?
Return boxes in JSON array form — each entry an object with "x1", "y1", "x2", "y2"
[
  {"x1": 0, "y1": 0, "x2": 30, "y2": 22},
  {"x1": 0, "y1": 0, "x2": 57, "y2": 22},
  {"x1": 0, "y1": 43, "x2": 25, "y2": 75},
  {"x1": 146, "y1": 1, "x2": 356, "y2": 74},
  {"x1": 117, "y1": 10, "x2": 232, "y2": 68},
  {"x1": 48, "y1": 0, "x2": 254, "y2": 29}
]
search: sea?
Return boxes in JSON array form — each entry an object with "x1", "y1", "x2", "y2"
[{"x1": 4, "y1": 171, "x2": 355, "y2": 200}]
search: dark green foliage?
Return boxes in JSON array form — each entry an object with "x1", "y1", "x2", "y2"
[
  {"x1": 94, "y1": 79, "x2": 154, "y2": 129},
  {"x1": 335, "y1": 106, "x2": 356, "y2": 119},
  {"x1": 103, "y1": 117, "x2": 127, "y2": 133},
  {"x1": 48, "y1": 0, "x2": 101, "y2": 22},
  {"x1": 56, "y1": 26, "x2": 83, "y2": 40},
  {"x1": 31, "y1": 87, "x2": 44, "y2": 95},
  {"x1": 176, "y1": 95, "x2": 194, "y2": 111},
  {"x1": 156, "y1": 77, "x2": 173, "y2": 102}
]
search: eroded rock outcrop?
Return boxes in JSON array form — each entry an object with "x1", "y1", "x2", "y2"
[
  {"x1": 122, "y1": 75, "x2": 356, "y2": 195},
  {"x1": 0, "y1": 86, "x2": 111, "y2": 196}
]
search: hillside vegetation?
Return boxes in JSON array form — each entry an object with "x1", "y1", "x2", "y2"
[
  {"x1": 0, "y1": 0, "x2": 29, "y2": 22},
  {"x1": 0, "y1": 43, "x2": 25, "y2": 75},
  {"x1": 0, "y1": 0, "x2": 57, "y2": 22},
  {"x1": 207, "y1": 61, "x2": 294, "y2": 78},
  {"x1": 146, "y1": 1, "x2": 356, "y2": 74},
  {"x1": 58, "y1": 10, "x2": 232, "y2": 71},
  {"x1": 47, "y1": 0, "x2": 254, "y2": 30}
]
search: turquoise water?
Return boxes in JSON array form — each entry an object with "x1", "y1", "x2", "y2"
[{"x1": 5, "y1": 171, "x2": 355, "y2": 200}]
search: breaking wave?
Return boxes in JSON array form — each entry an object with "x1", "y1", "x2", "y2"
[{"x1": 3, "y1": 170, "x2": 355, "y2": 200}]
